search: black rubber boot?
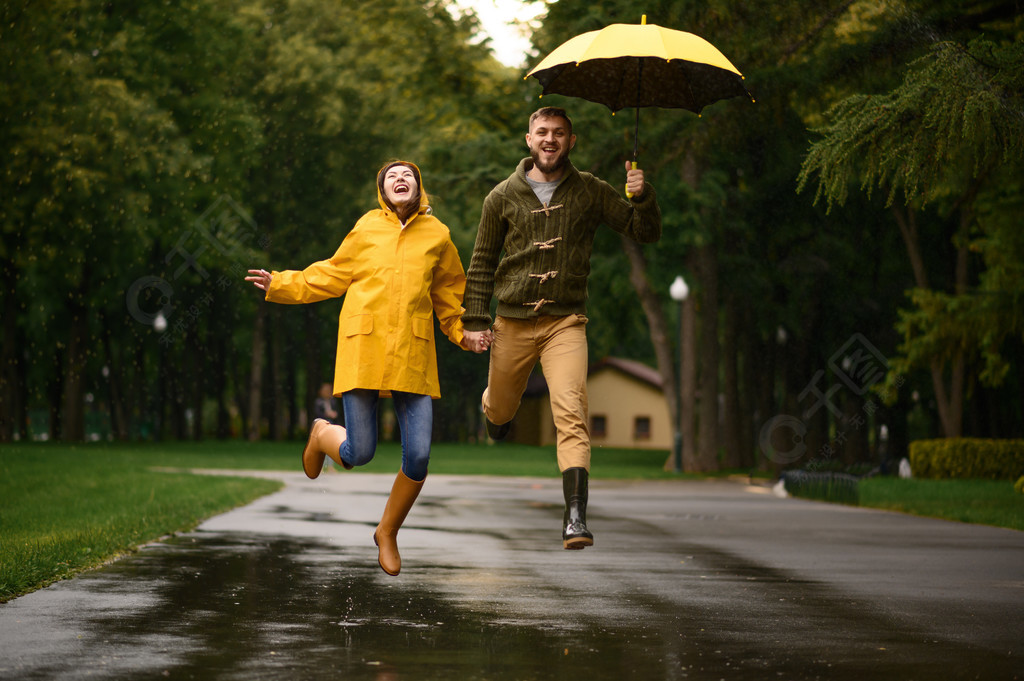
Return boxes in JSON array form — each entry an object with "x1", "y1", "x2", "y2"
[
  {"x1": 562, "y1": 467, "x2": 594, "y2": 550},
  {"x1": 485, "y1": 418, "x2": 511, "y2": 441}
]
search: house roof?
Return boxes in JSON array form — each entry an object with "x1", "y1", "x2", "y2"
[
  {"x1": 523, "y1": 356, "x2": 663, "y2": 396},
  {"x1": 594, "y1": 357, "x2": 664, "y2": 388}
]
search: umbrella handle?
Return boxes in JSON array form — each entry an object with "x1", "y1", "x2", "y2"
[{"x1": 626, "y1": 106, "x2": 640, "y2": 198}]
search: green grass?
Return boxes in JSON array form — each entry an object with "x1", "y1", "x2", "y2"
[
  {"x1": 859, "y1": 477, "x2": 1024, "y2": 531},
  {"x1": 0, "y1": 444, "x2": 281, "y2": 602},
  {"x1": 2, "y1": 441, "x2": 1021, "y2": 602},
  {"x1": 78, "y1": 439, "x2": 696, "y2": 479}
]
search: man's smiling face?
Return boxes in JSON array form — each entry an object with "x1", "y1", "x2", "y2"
[{"x1": 526, "y1": 114, "x2": 576, "y2": 176}]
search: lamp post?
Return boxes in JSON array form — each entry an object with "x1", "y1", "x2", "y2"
[{"x1": 669, "y1": 275, "x2": 689, "y2": 473}]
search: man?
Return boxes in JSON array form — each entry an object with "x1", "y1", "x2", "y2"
[{"x1": 462, "y1": 107, "x2": 662, "y2": 549}]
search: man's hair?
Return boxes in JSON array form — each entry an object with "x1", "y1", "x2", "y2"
[{"x1": 529, "y1": 107, "x2": 573, "y2": 137}]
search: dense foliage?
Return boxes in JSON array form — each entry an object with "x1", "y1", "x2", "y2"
[
  {"x1": 1, "y1": 0, "x2": 524, "y2": 443},
  {"x1": 3, "y1": 1, "x2": 1022, "y2": 474}
]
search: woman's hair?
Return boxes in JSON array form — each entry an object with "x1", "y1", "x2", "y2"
[{"x1": 377, "y1": 161, "x2": 423, "y2": 224}]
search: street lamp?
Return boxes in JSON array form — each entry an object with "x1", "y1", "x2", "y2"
[{"x1": 669, "y1": 275, "x2": 689, "y2": 472}]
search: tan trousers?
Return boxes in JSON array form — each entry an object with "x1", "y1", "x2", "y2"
[{"x1": 482, "y1": 314, "x2": 590, "y2": 472}]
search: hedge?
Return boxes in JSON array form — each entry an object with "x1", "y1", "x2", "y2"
[
  {"x1": 781, "y1": 470, "x2": 859, "y2": 505},
  {"x1": 909, "y1": 438, "x2": 1024, "y2": 480}
]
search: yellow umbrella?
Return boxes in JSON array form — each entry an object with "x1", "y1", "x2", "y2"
[{"x1": 527, "y1": 15, "x2": 753, "y2": 170}]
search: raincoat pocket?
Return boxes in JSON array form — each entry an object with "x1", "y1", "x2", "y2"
[
  {"x1": 343, "y1": 313, "x2": 373, "y2": 337},
  {"x1": 409, "y1": 315, "x2": 432, "y2": 371}
]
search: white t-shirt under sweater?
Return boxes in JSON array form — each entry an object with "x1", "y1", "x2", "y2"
[{"x1": 526, "y1": 176, "x2": 559, "y2": 206}]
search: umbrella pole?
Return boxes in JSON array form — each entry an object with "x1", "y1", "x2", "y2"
[
  {"x1": 633, "y1": 55, "x2": 644, "y2": 165},
  {"x1": 626, "y1": 57, "x2": 642, "y2": 198},
  {"x1": 633, "y1": 107, "x2": 640, "y2": 163}
]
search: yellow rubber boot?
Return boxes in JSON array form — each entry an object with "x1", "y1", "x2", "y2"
[
  {"x1": 301, "y1": 418, "x2": 349, "y2": 479},
  {"x1": 373, "y1": 470, "x2": 425, "y2": 575}
]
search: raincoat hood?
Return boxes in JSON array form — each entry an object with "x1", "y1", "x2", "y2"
[{"x1": 377, "y1": 160, "x2": 430, "y2": 220}]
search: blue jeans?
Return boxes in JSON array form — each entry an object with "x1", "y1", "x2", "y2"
[{"x1": 339, "y1": 389, "x2": 432, "y2": 481}]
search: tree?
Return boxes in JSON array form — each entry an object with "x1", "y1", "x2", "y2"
[
  {"x1": 6, "y1": 0, "x2": 1020, "y2": 449},
  {"x1": 1, "y1": 1, "x2": 223, "y2": 441},
  {"x1": 798, "y1": 38, "x2": 1024, "y2": 437}
]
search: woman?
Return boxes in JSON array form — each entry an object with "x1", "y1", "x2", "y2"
[{"x1": 246, "y1": 161, "x2": 487, "y2": 575}]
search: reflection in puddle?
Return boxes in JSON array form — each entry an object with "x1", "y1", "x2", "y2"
[{"x1": 3, "y1": 532, "x2": 1018, "y2": 681}]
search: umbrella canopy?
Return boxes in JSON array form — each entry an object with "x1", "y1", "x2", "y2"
[
  {"x1": 526, "y1": 17, "x2": 751, "y2": 114},
  {"x1": 526, "y1": 16, "x2": 752, "y2": 171}
]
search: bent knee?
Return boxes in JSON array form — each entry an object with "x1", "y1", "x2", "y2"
[{"x1": 342, "y1": 441, "x2": 376, "y2": 467}]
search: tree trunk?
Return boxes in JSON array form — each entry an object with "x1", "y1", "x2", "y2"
[
  {"x1": 304, "y1": 306, "x2": 321, "y2": 432},
  {"x1": 736, "y1": 303, "x2": 757, "y2": 467},
  {"x1": 681, "y1": 266, "x2": 698, "y2": 471},
  {"x1": 619, "y1": 238, "x2": 679, "y2": 470},
  {"x1": 753, "y1": 334, "x2": 776, "y2": 471},
  {"x1": 947, "y1": 223, "x2": 970, "y2": 437},
  {"x1": 247, "y1": 302, "x2": 266, "y2": 441},
  {"x1": 841, "y1": 391, "x2": 868, "y2": 464},
  {"x1": 891, "y1": 205, "x2": 929, "y2": 289},
  {"x1": 62, "y1": 297, "x2": 88, "y2": 442},
  {"x1": 101, "y1": 314, "x2": 129, "y2": 441},
  {"x1": 679, "y1": 154, "x2": 701, "y2": 471},
  {"x1": 784, "y1": 297, "x2": 828, "y2": 467},
  {"x1": 721, "y1": 299, "x2": 742, "y2": 469},
  {"x1": 212, "y1": 319, "x2": 230, "y2": 439},
  {"x1": 892, "y1": 202, "x2": 967, "y2": 438},
  {"x1": 285, "y1": 326, "x2": 298, "y2": 439},
  {"x1": 0, "y1": 256, "x2": 18, "y2": 441},
  {"x1": 232, "y1": 346, "x2": 248, "y2": 439},
  {"x1": 49, "y1": 346, "x2": 64, "y2": 441},
  {"x1": 190, "y1": 324, "x2": 205, "y2": 441},
  {"x1": 155, "y1": 339, "x2": 167, "y2": 440},
  {"x1": 168, "y1": 346, "x2": 187, "y2": 440},
  {"x1": 14, "y1": 327, "x2": 27, "y2": 440},
  {"x1": 927, "y1": 228, "x2": 970, "y2": 439},
  {"x1": 130, "y1": 341, "x2": 144, "y2": 440},
  {"x1": 695, "y1": 244, "x2": 720, "y2": 472},
  {"x1": 267, "y1": 307, "x2": 287, "y2": 440}
]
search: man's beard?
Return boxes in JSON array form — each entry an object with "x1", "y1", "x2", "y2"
[{"x1": 530, "y1": 147, "x2": 570, "y2": 175}]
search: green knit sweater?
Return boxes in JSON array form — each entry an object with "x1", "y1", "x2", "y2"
[{"x1": 462, "y1": 158, "x2": 662, "y2": 331}]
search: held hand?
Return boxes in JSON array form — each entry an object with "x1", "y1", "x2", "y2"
[
  {"x1": 625, "y1": 160, "x2": 645, "y2": 198},
  {"x1": 461, "y1": 331, "x2": 480, "y2": 353},
  {"x1": 462, "y1": 329, "x2": 493, "y2": 353},
  {"x1": 245, "y1": 268, "x2": 273, "y2": 292}
]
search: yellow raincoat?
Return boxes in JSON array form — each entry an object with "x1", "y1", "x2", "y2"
[{"x1": 265, "y1": 162, "x2": 466, "y2": 399}]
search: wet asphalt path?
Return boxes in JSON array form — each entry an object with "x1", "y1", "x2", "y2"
[{"x1": 1, "y1": 470, "x2": 1021, "y2": 680}]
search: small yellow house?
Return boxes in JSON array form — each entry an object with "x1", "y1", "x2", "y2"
[{"x1": 511, "y1": 357, "x2": 673, "y2": 450}]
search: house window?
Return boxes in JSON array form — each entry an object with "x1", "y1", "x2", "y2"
[
  {"x1": 634, "y1": 416, "x2": 651, "y2": 440},
  {"x1": 591, "y1": 415, "x2": 607, "y2": 439}
]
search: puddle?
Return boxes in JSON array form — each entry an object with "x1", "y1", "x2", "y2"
[{"x1": 2, "y1": 532, "x2": 1018, "y2": 681}]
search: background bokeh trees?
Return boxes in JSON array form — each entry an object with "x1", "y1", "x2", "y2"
[{"x1": 2, "y1": 0, "x2": 1021, "y2": 473}]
